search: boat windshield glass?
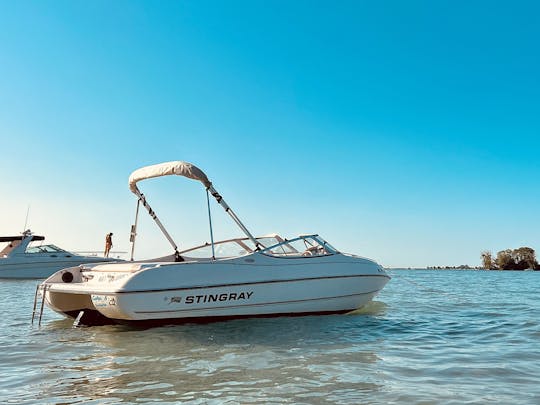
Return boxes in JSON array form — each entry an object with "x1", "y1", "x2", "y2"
[
  {"x1": 261, "y1": 235, "x2": 338, "y2": 257},
  {"x1": 180, "y1": 235, "x2": 285, "y2": 259},
  {"x1": 179, "y1": 235, "x2": 337, "y2": 259},
  {"x1": 181, "y1": 240, "x2": 249, "y2": 259},
  {"x1": 25, "y1": 244, "x2": 67, "y2": 254}
]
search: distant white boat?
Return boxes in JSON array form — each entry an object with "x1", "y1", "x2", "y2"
[
  {"x1": 36, "y1": 161, "x2": 390, "y2": 327},
  {"x1": 0, "y1": 230, "x2": 122, "y2": 279}
]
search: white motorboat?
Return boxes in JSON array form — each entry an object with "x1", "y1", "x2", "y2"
[
  {"x1": 36, "y1": 161, "x2": 390, "y2": 326},
  {"x1": 0, "y1": 230, "x2": 122, "y2": 279}
]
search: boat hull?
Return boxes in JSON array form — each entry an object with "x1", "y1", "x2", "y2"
[
  {"x1": 0, "y1": 258, "x2": 115, "y2": 279},
  {"x1": 46, "y1": 273, "x2": 389, "y2": 326},
  {"x1": 42, "y1": 252, "x2": 390, "y2": 327},
  {"x1": 62, "y1": 307, "x2": 357, "y2": 327}
]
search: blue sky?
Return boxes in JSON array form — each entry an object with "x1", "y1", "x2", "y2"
[{"x1": 1, "y1": 1, "x2": 538, "y2": 267}]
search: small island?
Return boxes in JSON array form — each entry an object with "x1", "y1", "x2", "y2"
[
  {"x1": 426, "y1": 247, "x2": 539, "y2": 270},
  {"x1": 480, "y1": 247, "x2": 539, "y2": 270}
]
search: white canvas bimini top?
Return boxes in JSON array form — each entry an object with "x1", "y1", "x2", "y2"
[{"x1": 128, "y1": 161, "x2": 211, "y2": 193}]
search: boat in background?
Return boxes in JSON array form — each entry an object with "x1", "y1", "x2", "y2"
[
  {"x1": 0, "y1": 230, "x2": 122, "y2": 279},
  {"x1": 36, "y1": 161, "x2": 390, "y2": 327}
]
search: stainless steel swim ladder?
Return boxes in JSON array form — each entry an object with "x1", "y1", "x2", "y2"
[{"x1": 31, "y1": 283, "x2": 50, "y2": 327}]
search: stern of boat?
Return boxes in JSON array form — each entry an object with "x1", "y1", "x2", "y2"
[{"x1": 34, "y1": 262, "x2": 155, "y2": 326}]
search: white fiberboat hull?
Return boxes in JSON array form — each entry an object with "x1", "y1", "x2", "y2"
[
  {"x1": 43, "y1": 253, "x2": 390, "y2": 326},
  {"x1": 0, "y1": 258, "x2": 116, "y2": 279}
]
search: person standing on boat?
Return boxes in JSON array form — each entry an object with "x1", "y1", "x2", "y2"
[{"x1": 104, "y1": 233, "x2": 113, "y2": 257}]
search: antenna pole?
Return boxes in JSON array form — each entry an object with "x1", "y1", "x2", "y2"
[{"x1": 23, "y1": 205, "x2": 30, "y2": 233}]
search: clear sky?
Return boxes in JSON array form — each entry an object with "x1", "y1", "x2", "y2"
[{"x1": 1, "y1": 1, "x2": 539, "y2": 267}]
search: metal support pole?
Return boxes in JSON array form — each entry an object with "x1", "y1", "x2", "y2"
[
  {"x1": 130, "y1": 199, "x2": 140, "y2": 261},
  {"x1": 207, "y1": 185, "x2": 261, "y2": 250},
  {"x1": 206, "y1": 189, "x2": 216, "y2": 260},
  {"x1": 134, "y1": 188, "x2": 179, "y2": 255}
]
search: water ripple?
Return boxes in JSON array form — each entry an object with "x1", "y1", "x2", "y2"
[{"x1": 1, "y1": 271, "x2": 540, "y2": 403}]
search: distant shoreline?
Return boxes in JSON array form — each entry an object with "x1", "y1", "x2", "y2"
[{"x1": 386, "y1": 267, "x2": 538, "y2": 271}]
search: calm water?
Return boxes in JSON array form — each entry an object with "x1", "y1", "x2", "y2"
[{"x1": 1, "y1": 270, "x2": 539, "y2": 404}]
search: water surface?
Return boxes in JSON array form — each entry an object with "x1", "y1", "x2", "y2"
[{"x1": 1, "y1": 270, "x2": 539, "y2": 404}]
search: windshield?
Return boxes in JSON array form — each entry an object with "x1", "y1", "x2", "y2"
[
  {"x1": 25, "y1": 244, "x2": 67, "y2": 254},
  {"x1": 261, "y1": 235, "x2": 338, "y2": 257},
  {"x1": 181, "y1": 240, "x2": 249, "y2": 259},
  {"x1": 178, "y1": 235, "x2": 336, "y2": 259},
  {"x1": 179, "y1": 235, "x2": 284, "y2": 259}
]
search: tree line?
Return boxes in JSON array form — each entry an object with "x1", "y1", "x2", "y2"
[{"x1": 481, "y1": 247, "x2": 539, "y2": 270}]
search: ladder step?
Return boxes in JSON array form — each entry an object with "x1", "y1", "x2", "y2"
[
  {"x1": 31, "y1": 285, "x2": 40, "y2": 325},
  {"x1": 31, "y1": 284, "x2": 49, "y2": 327}
]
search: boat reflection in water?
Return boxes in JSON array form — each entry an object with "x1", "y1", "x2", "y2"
[
  {"x1": 35, "y1": 314, "x2": 383, "y2": 403},
  {"x1": 36, "y1": 161, "x2": 390, "y2": 327}
]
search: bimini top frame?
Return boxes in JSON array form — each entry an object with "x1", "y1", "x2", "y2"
[{"x1": 127, "y1": 161, "x2": 261, "y2": 261}]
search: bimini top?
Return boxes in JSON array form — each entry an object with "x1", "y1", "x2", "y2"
[
  {"x1": 126, "y1": 160, "x2": 261, "y2": 260},
  {"x1": 128, "y1": 161, "x2": 211, "y2": 193}
]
